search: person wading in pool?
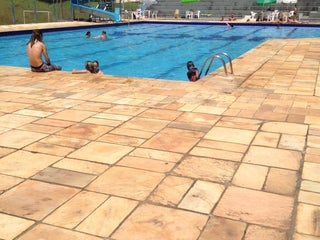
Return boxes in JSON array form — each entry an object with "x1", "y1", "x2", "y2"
[
  {"x1": 94, "y1": 30, "x2": 107, "y2": 40},
  {"x1": 27, "y1": 29, "x2": 61, "y2": 72},
  {"x1": 85, "y1": 31, "x2": 91, "y2": 38},
  {"x1": 186, "y1": 61, "x2": 199, "y2": 82},
  {"x1": 72, "y1": 60, "x2": 103, "y2": 75}
]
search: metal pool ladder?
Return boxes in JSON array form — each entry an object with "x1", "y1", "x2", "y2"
[{"x1": 199, "y1": 52, "x2": 234, "y2": 78}]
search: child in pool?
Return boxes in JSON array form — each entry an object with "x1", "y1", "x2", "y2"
[
  {"x1": 72, "y1": 60, "x2": 103, "y2": 75},
  {"x1": 186, "y1": 61, "x2": 199, "y2": 82}
]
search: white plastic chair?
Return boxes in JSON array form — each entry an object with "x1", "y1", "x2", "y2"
[
  {"x1": 152, "y1": 10, "x2": 158, "y2": 18},
  {"x1": 266, "y1": 12, "x2": 273, "y2": 21},
  {"x1": 289, "y1": 11, "x2": 294, "y2": 18},
  {"x1": 186, "y1": 10, "x2": 193, "y2": 19},
  {"x1": 135, "y1": 8, "x2": 144, "y2": 19},
  {"x1": 144, "y1": 10, "x2": 151, "y2": 18},
  {"x1": 194, "y1": 10, "x2": 200, "y2": 19},
  {"x1": 274, "y1": 10, "x2": 280, "y2": 20},
  {"x1": 250, "y1": 11, "x2": 257, "y2": 19},
  {"x1": 267, "y1": 10, "x2": 279, "y2": 21}
]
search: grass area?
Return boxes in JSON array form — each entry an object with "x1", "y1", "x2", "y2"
[
  {"x1": 0, "y1": 0, "x2": 139, "y2": 25},
  {"x1": 0, "y1": 0, "x2": 73, "y2": 25}
]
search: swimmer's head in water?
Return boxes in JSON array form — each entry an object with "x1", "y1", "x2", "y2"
[{"x1": 187, "y1": 61, "x2": 195, "y2": 70}]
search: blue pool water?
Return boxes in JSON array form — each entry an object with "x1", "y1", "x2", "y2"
[{"x1": 0, "y1": 23, "x2": 320, "y2": 81}]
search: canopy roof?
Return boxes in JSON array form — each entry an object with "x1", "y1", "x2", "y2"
[
  {"x1": 256, "y1": 0, "x2": 277, "y2": 6},
  {"x1": 181, "y1": 0, "x2": 199, "y2": 3}
]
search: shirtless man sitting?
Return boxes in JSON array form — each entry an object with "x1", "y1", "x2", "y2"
[{"x1": 27, "y1": 29, "x2": 61, "y2": 72}]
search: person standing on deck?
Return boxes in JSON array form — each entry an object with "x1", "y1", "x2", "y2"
[{"x1": 293, "y1": 4, "x2": 298, "y2": 22}]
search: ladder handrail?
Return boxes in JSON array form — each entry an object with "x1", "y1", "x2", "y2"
[
  {"x1": 198, "y1": 52, "x2": 233, "y2": 78},
  {"x1": 206, "y1": 55, "x2": 227, "y2": 76},
  {"x1": 199, "y1": 55, "x2": 227, "y2": 77},
  {"x1": 215, "y1": 52, "x2": 234, "y2": 74}
]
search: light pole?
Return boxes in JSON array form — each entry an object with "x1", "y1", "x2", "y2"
[
  {"x1": 33, "y1": 0, "x2": 37, "y2": 23},
  {"x1": 119, "y1": 0, "x2": 123, "y2": 13},
  {"x1": 11, "y1": 0, "x2": 15, "y2": 24},
  {"x1": 53, "y1": 0, "x2": 56, "y2": 21},
  {"x1": 60, "y1": 0, "x2": 64, "y2": 20}
]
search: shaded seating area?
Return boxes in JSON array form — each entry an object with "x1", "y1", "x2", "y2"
[
  {"x1": 128, "y1": 9, "x2": 158, "y2": 20},
  {"x1": 148, "y1": 0, "x2": 320, "y2": 22}
]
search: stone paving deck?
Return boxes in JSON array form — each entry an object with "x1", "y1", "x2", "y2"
[{"x1": 0, "y1": 22, "x2": 319, "y2": 240}]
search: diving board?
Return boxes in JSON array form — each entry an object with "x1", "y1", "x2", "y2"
[{"x1": 71, "y1": 0, "x2": 120, "y2": 23}]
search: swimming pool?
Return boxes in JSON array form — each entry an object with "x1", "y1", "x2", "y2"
[{"x1": 1, "y1": 22, "x2": 320, "y2": 81}]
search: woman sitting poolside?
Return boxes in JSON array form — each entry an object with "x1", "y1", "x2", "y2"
[{"x1": 27, "y1": 29, "x2": 62, "y2": 72}]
